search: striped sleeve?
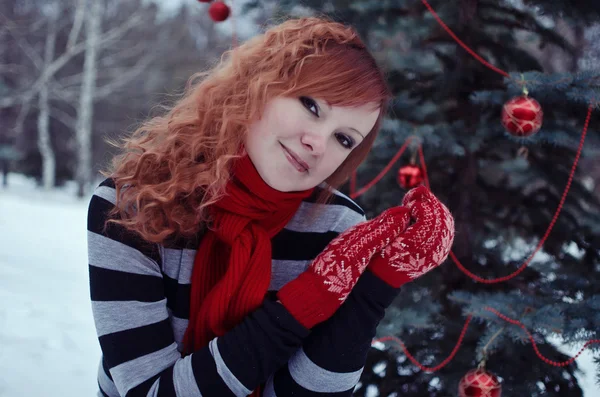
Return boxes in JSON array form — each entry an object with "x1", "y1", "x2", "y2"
[
  {"x1": 263, "y1": 191, "x2": 400, "y2": 397},
  {"x1": 263, "y1": 271, "x2": 399, "y2": 397},
  {"x1": 88, "y1": 181, "x2": 309, "y2": 397}
]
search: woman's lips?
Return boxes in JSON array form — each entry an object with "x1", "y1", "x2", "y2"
[{"x1": 280, "y1": 143, "x2": 309, "y2": 173}]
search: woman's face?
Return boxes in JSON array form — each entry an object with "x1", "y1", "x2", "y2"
[{"x1": 244, "y1": 96, "x2": 380, "y2": 192}]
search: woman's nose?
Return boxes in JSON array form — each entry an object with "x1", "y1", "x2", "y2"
[{"x1": 301, "y1": 132, "x2": 327, "y2": 155}]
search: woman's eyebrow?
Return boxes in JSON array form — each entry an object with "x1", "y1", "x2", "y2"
[
  {"x1": 322, "y1": 101, "x2": 365, "y2": 138},
  {"x1": 349, "y1": 127, "x2": 365, "y2": 138}
]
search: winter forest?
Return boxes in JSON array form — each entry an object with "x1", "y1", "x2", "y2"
[{"x1": 1, "y1": 0, "x2": 600, "y2": 396}]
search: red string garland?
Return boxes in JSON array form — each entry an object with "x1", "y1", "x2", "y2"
[
  {"x1": 373, "y1": 307, "x2": 600, "y2": 372},
  {"x1": 350, "y1": 137, "x2": 414, "y2": 199},
  {"x1": 420, "y1": 0, "x2": 509, "y2": 78},
  {"x1": 374, "y1": 316, "x2": 473, "y2": 372}
]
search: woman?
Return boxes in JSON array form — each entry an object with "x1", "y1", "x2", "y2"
[{"x1": 88, "y1": 17, "x2": 454, "y2": 397}]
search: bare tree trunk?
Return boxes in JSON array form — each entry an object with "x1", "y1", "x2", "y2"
[
  {"x1": 37, "y1": 20, "x2": 57, "y2": 190},
  {"x1": 76, "y1": 0, "x2": 101, "y2": 198}
]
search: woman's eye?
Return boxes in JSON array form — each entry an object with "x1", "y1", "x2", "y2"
[
  {"x1": 300, "y1": 96, "x2": 319, "y2": 117},
  {"x1": 335, "y1": 133, "x2": 355, "y2": 149}
]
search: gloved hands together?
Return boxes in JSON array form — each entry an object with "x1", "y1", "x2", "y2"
[
  {"x1": 278, "y1": 186, "x2": 454, "y2": 329},
  {"x1": 369, "y1": 186, "x2": 455, "y2": 288},
  {"x1": 277, "y1": 205, "x2": 411, "y2": 329}
]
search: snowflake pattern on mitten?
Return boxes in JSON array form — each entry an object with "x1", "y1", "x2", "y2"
[
  {"x1": 311, "y1": 206, "x2": 411, "y2": 301},
  {"x1": 393, "y1": 201, "x2": 452, "y2": 278},
  {"x1": 369, "y1": 187, "x2": 455, "y2": 288},
  {"x1": 389, "y1": 192, "x2": 454, "y2": 279},
  {"x1": 276, "y1": 206, "x2": 412, "y2": 330}
]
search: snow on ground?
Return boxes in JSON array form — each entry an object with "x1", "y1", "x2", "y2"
[
  {"x1": 0, "y1": 173, "x2": 597, "y2": 396},
  {"x1": 0, "y1": 174, "x2": 100, "y2": 397}
]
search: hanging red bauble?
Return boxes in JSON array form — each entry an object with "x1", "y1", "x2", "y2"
[
  {"x1": 458, "y1": 368, "x2": 502, "y2": 397},
  {"x1": 397, "y1": 164, "x2": 423, "y2": 189},
  {"x1": 501, "y1": 95, "x2": 543, "y2": 137},
  {"x1": 208, "y1": 1, "x2": 230, "y2": 22}
]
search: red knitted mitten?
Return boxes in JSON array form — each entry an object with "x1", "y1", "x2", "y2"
[
  {"x1": 277, "y1": 206, "x2": 411, "y2": 329},
  {"x1": 369, "y1": 186, "x2": 455, "y2": 288}
]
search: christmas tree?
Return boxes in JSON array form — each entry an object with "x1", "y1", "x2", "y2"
[{"x1": 243, "y1": 0, "x2": 600, "y2": 395}]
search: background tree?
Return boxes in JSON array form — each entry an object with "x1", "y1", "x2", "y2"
[{"x1": 246, "y1": 0, "x2": 600, "y2": 395}]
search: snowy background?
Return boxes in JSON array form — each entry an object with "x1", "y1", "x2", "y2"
[{"x1": 0, "y1": 173, "x2": 598, "y2": 396}]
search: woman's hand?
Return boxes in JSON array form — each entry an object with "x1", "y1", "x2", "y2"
[
  {"x1": 369, "y1": 186, "x2": 455, "y2": 288},
  {"x1": 277, "y1": 205, "x2": 411, "y2": 329}
]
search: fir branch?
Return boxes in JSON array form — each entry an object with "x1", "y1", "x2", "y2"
[{"x1": 480, "y1": 1, "x2": 577, "y2": 55}]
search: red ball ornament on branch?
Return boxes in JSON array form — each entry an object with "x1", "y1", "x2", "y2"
[
  {"x1": 458, "y1": 368, "x2": 502, "y2": 397},
  {"x1": 397, "y1": 164, "x2": 424, "y2": 189},
  {"x1": 501, "y1": 95, "x2": 543, "y2": 137},
  {"x1": 208, "y1": 1, "x2": 230, "y2": 22}
]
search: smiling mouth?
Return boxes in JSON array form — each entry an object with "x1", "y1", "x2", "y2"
[{"x1": 280, "y1": 143, "x2": 309, "y2": 173}]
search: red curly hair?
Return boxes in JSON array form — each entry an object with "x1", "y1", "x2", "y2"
[{"x1": 105, "y1": 17, "x2": 392, "y2": 243}]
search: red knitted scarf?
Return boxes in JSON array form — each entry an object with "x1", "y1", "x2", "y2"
[{"x1": 183, "y1": 155, "x2": 314, "y2": 356}]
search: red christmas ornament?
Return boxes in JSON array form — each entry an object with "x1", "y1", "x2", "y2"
[
  {"x1": 397, "y1": 164, "x2": 423, "y2": 189},
  {"x1": 208, "y1": 1, "x2": 230, "y2": 22},
  {"x1": 458, "y1": 368, "x2": 502, "y2": 397},
  {"x1": 501, "y1": 95, "x2": 543, "y2": 137}
]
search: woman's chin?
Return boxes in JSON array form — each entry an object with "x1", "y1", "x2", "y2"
[
  {"x1": 264, "y1": 174, "x2": 314, "y2": 192},
  {"x1": 265, "y1": 178, "x2": 295, "y2": 192}
]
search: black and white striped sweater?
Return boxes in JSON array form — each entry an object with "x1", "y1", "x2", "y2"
[{"x1": 88, "y1": 178, "x2": 399, "y2": 397}]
